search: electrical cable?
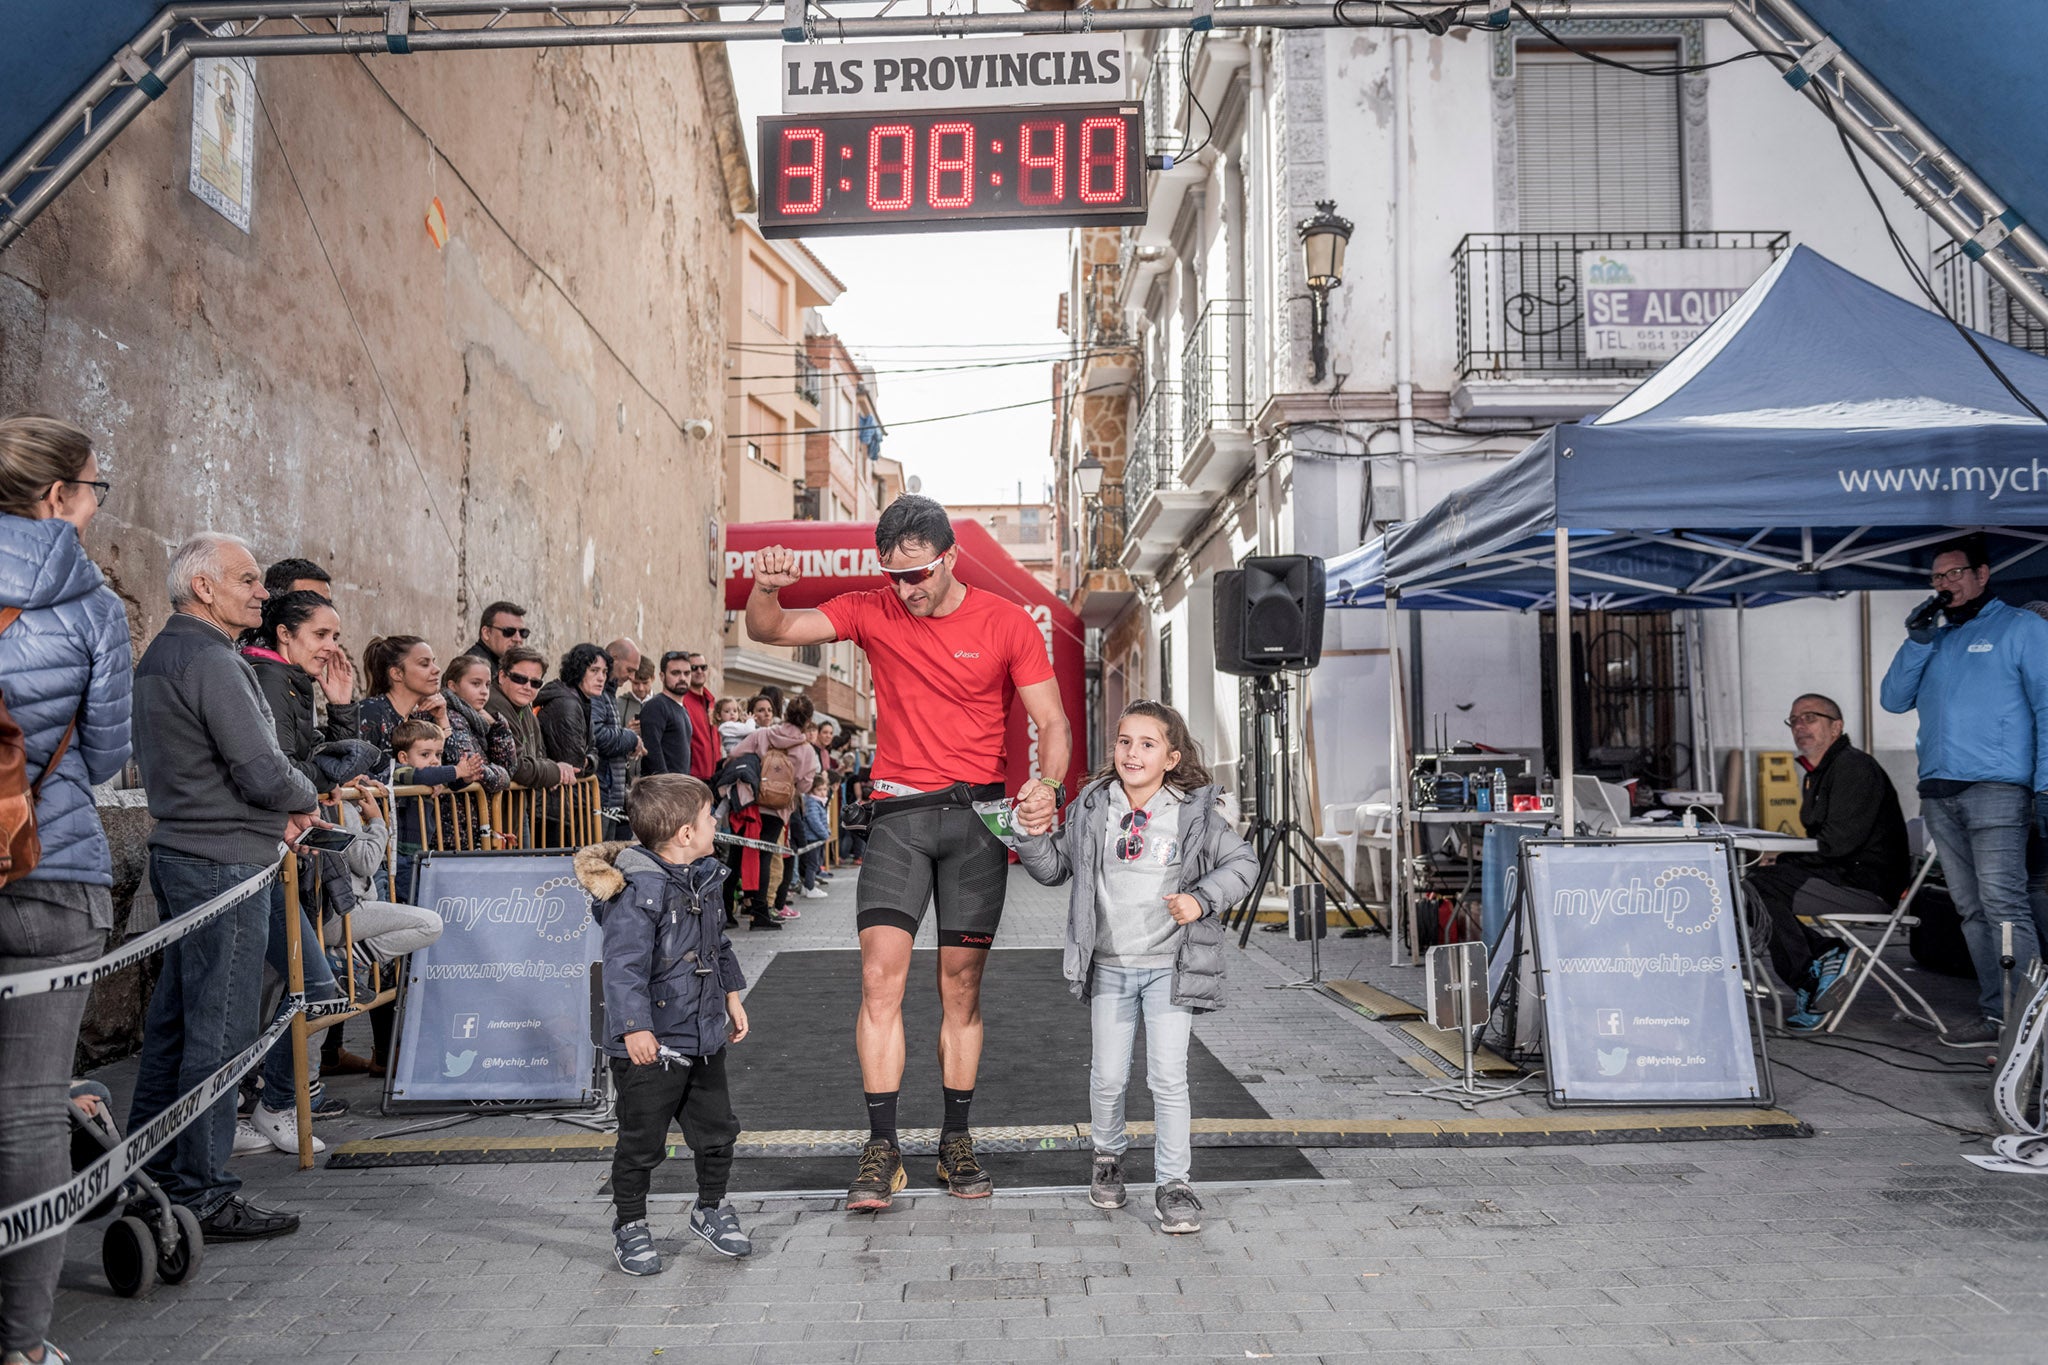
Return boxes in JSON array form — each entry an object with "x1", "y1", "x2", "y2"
[
  {"x1": 1509, "y1": 4, "x2": 1783, "y2": 77},
  {"x1": 1776, "y1": 1032, "x2": 1991, "y2": 1076},
  {"x1": 724, "y1": 386, "x2": 1085, "y2": 440},
  {"x1": 1176, "y1": 29, "x2": 1216, "y2": 165},
  {"x1": 246, "y1": 69, "x2": 467, "y2": 602},
  {"x1": 1770, "y1": 1055, "x2": 1995, "y2": 1138},
  {"x1": 724, "y1": 348, "x2": 1128, "y2": 382}
]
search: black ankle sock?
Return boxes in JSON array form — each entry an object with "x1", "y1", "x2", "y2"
[
  {"x1": 865, "y1": 1090, "x2": 899, "y2": 1146},
  {"x1": 941, "y1": 1086, "x2": 973, "y2": 1139}
]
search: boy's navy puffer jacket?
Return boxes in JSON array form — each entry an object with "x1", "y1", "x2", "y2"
[{"x1": 576, "y1": 841, "x2": 744, "y2": 1058}]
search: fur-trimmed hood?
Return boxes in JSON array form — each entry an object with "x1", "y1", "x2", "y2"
[{"x1": 573, "y1": 840, "x2": 634, "y2": 901}]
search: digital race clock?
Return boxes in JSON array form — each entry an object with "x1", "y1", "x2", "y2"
[{"x1": 756, "y1": 105, "x2": 1147, "y2": 239}]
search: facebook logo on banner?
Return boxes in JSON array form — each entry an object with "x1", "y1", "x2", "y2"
[{"x1": 453, "y1": 1014, "x2": 479, "y2": 1040}]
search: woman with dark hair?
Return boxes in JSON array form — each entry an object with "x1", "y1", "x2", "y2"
[
  {"x1": 732, "y1": 693, "x2": 821, "y2": 924},
  {"x1": 357, "y1": 634, "x2": 447, "y2": 758},
  {"x1": 535, "y1": 642, "x2": 606, "y2": 777},
  {"x1": 0, "y1": 415, "x2": 132, "y2": 1365},
  {"x1": 440, "y1": 654, "x2": 513, "y2": 797},
  {"x1": 239, "y1": 589, "x2": 358, "y2": 789}
]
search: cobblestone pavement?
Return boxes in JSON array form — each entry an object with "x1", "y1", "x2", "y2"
[{"x1": 49, "y1": 867, "x2": 2048, "y2": 1363}]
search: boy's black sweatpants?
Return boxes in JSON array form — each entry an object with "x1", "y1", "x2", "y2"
[{"x1": 609, "y1": 1048, "x2": 741, "y2": 1225}]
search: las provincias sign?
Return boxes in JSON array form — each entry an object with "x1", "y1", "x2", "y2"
[{"x1": 781, "y1": 36, "x2": 1127, "y2": 115}]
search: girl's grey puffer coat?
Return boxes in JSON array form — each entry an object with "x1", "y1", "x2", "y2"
[
  {"x1": 1015, "y1": 780, "x2": 1257, "y2": 1011},
  {"x1": 0, "y1": 514, "x2": 133, "y2": 886}
]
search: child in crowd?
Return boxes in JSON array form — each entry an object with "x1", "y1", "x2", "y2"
[
  {"x1": 1014, "y1": 700, "x2": 1257, "y2": 1236},
  {"x1": 388, "y1": 719, "x2": 483, "y2": 902},
  {"x1": 320, "y1": 780, "x2": 447, "y2": 1080},
  {"x1": 796, "y1": 773, "x2": 832, "y2": 900},
  {"x1": 574, "y1": 775, "x2": 753, "y2": 1274},
  {"x1": 716, "y1": 696, "x2": 752, "y2": 758}
]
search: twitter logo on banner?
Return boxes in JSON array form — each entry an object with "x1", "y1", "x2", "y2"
[
  {"x1": 1596, "y1": 1046, "x2": 1630, "y2": 1076},
  {"x1": 444, "y1": 1050, "x2": 477, "y2": 1078}
]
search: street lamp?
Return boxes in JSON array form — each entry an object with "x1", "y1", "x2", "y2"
[
  {"x1": 1297, "y1": 199, "x2": 1353, "y2": 385},
  {"x1": 1074, "y1": 454, "x2": 1105, "y2": 500}
]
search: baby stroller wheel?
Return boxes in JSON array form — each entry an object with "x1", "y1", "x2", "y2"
[
  {"x1": 157, "y1": 1205, "x2": 206, "y2": 1285},
  {"x1": 103, "y1": 1215, "x2": 159, "y2": 1298}
]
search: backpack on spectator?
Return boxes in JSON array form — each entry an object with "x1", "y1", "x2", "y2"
[
  {"x1": 0, "y1": 606, "x2": 80, "y2": 888},
  {"x1": 757, "y1": 744, "x2": 798, "y2": 812}
]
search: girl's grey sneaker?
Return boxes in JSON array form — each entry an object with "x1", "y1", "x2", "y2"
[
  {"x1": 613, "y1": 1219, "x2": 662, "y2": 1275},
  {"x1": 1089, "y1": 1153, "x2": 1126, "y2": 1209},
  {"x1": 1154, "y1": 1180, "x2": 1204, "y2": 1235},
  {"x1": 689, "y1": 1202, "x2": 753, "y2": 1258}
]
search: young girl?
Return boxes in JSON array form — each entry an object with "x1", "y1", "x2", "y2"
[
  {"x1": 715, "y1": 696, "x2": 753, "y2": 759},
  {"x1": 1015, "y1": 700, "x2": 1256, "y2": 1235}
]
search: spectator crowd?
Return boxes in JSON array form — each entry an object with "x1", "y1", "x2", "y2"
[{"x1": 0, "y1": 416, "x2": 870, "y2": 1363}]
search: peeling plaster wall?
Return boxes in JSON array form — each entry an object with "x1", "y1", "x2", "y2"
[{"x1": 0, "y1": 40, "x2": 739, "y2": 663}]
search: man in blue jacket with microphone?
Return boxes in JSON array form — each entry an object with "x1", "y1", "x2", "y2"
[{"x1": 1882, "y1": 533, "x2": 2048, "y2": 1048}]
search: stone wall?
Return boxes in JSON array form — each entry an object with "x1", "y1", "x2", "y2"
[{"x1": 0, "y1": 36, "x2": 751, "y2": 663}]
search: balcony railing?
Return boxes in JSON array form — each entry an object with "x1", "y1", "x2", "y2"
[
  {"x1": 1085, "y1": 260, "x2": 1132, "y2": 350},
  {"x1": 1126, "y1": 384, "x2": 1181, "y2": 513},
  {"x1": 1453, "y1": 231, "x2": 1790, "y2": 379},
  {"x1": 1933, "y1": 243, "x2": 2048, "y2": 358},
  {"x1": 1181, "y1": 299, "x2": 1248, "y2": 450},
  {"x1": 795, "y1": 348, "x2": 822, "y2": 405},
  {"x1": 1143, "y1": 41, "x2": 1183, "y2": 158},
  {"x1": 1086, "y1": 481, "x2": 1127, "y2": 569}
]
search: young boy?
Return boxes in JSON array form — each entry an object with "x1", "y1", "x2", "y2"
[
  {"x1": 575, "y1": 774, "x2": 753, "y2": 1274},
  {"x1": 389, "y1": 719, "x2": 483, "y2": 902}
]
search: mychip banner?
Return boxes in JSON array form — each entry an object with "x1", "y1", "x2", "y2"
[
  {"x1": 389, "y1": 853, "x2": 600, "y2": 1108},
  {"x1": 1520, "y1": 838, "x2": 1769, "y2": 1105}
]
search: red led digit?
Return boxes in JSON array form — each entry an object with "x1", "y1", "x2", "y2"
[
  {"x1": 928, "y1": 121, "x2": 975, "y2": 210},
  {"x1": 867, "y1": 124, "x2": 914, "y2": 211},
  {"x1": 1078, "y1": 117, "x2": 1126, "y2": 204},
  {"x1": 1017, "y1": 119, "x2": 1066, "y2": 205},
  {"x1": 779, "y1": 127, "x2": 825, "y2": 214}
]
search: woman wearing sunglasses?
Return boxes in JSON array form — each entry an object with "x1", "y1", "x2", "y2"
[{"x1": 743, "y1": 495, "x2": 1072, "y2": 1213}]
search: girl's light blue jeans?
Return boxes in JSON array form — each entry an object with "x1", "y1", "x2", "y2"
[{"x1": 1089, "y1": 962, "x2": 1195, "y2": 1183}]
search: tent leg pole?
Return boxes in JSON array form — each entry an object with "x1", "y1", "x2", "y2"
[
  {"x1": 1387, "y1": 592, "x2": 1409, "y2": 968},
  {"x1": 1737, "y1": 598, "x2": 1752, "y2": 827},
  {"x1": 1554, "y1": 529, "x2": 1575, "y2": 833}
]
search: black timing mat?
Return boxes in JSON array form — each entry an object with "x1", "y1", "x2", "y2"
[{"x1": 653, "y1": 948, "x2": 1318, "y2": 1193}]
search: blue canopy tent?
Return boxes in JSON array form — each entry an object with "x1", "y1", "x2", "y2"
[{"x1": 1323, "y1": 244, "x2": 2048, "y2": 958}]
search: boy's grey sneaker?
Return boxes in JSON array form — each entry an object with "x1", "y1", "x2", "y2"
[
  {"x1": 612, "y1": 1219, "x2": 662, "y2": 1276},
  {"x1": 1807, "y1": 947, "x2": 1853, "y2": 1014},
  {"x1": 689, "y1": 1202, "x2": 753, "y2": 1258},
  {"x1": 1089, "y1": 1152, "x2": 1126, "y2": 1209},
  {"x1": 1154, "y1": 1180, "x2": 1204, "y2": 1235}
]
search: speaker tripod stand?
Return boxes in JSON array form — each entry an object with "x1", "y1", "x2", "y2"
[{"x1": 1225, "y1": 673, "x2": 1386, "y2": 958}]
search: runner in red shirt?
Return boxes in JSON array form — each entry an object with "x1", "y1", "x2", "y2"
[{"x1": 746, "y1": 496, "x2": 1071, "y2": 1212}]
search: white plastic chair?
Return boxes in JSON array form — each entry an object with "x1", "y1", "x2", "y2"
[
  {"x1": 1354, "y1": 790, "x2": 1395, "y2": 907},
  {"x1": 1314, "y1": 803, "x2": 1360, "y2": 885}
]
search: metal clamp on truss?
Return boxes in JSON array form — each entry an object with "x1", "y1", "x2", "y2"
[
  {"x1": 1189, "y1": 0, "x2": 1214, "y2": 32},
  {"x1": 385, "y1": 1, "x2": 412, "y2": 53},
  {"x1": 782, "y1": 0, "x2": 806, "y2": 44},
  {"x1": 115, "y1": 47, "x2": 167, "y2": 101},
  {"x1": 1965, "y1": 209, "x2": 2025, "y2": 262},
  {"x1": 1781, "y1": 34, "x2": 1840, "y2": 92}
]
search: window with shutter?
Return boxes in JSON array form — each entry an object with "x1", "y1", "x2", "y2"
[{"x1": 1515, "y1": 48, "x2": 1682, "y2": 232}]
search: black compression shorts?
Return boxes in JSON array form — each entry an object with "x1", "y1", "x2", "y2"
[{"x1": 855, "y1": 783, "x2": 1010, "y2": 948}]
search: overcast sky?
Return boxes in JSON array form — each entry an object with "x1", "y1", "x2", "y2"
[{"x1": 726, "y1": 42, "x2": 1066, "y2": 508}]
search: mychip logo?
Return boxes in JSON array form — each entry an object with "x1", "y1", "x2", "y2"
[{"x1": 1549, "y1": 864, "x2": 1723, "y2": 936}]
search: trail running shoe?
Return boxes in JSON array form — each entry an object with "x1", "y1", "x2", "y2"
[
  {"x1": 689, "y1": 1202, "x2": 753, "y2": 1258},
  {"x1": 1154, "y1": 1180, "x2": 1204, "y2": 1235},
  {"x1": 1807, "y1": 947, "x2": 1853, "y2": 1014},
  {"x1": 936, "y1": 1132, "x2": 994, "y2": 1199},
  {"x1": 846, "y1": 1138, "x2": 907, "y2": 1212},
  {"x1": 1090, "y1": 1152, "x2": 1126, "y2": 1209},
  {"x1": 1782, "y1": 1007, "x2": 1828, "y2": 1034},
  {"x1": 613, "y1": 1219, "x2": 662, "y2": 1276}
]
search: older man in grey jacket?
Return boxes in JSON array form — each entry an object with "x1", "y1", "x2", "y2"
[{"x1": 126, "y1": 532, "x2": 318, "y2": 1243}]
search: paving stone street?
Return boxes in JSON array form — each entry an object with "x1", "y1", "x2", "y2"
[{"x1": 52, "y1": 869, "x2": 2048, "y2": 1363}]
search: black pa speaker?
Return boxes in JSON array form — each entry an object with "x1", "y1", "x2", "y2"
[
  {"x1": 1239, "y1": 554, "x2": 1325, "y2": 670},
  {"x1": 1213, "y1": 570, "x2": 1277, "y2": 678}
]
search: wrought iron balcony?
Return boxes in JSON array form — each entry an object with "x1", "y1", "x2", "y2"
[
  {"x1": 1181, "y1": 299, "x2": 1248, "y2": 452},
  {"x1": 1142, "y1": 41, "x2": 1183, "y2": 159},
  {"x1": 1934, "y1": 242, "x2": 2048, "y2": 358},
  {"x1": 795, "y1": 348, "x2": 822, "y2": 406},
  {"x1": 1453, "y1": 231, "x2": 1790, "y2": 379},
  {"x1": 1125, "y1": 383, "x2": 1182, "y2": 514},
  {"x1": 1086, "y1": 482, "x2": 1127, "y2": 570}
]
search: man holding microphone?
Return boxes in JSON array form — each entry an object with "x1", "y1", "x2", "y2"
[{"x1": 1882, "y1": 533, "x2": 2048, "y2": 1048}]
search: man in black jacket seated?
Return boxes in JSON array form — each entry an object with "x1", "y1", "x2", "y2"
[
  {"x1": 1744, "y1": 693, "x2": 1912, "y2": 1031},
  {"x1": 639, "y1": 651, "x2": 694, "y2": 778}
]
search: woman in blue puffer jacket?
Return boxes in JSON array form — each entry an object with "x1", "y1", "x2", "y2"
[{"x1": 0, "y1": 415, "x2": 132, "y2": 1365}]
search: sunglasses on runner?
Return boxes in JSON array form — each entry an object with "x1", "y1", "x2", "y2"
[{"x1": 882, "y1": 554, "x2": 947, "y2": 586}]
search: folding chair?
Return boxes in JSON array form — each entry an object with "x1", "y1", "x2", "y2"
[{"x1": 1817, "y1": 819, "x2": 1945, "y2": 1034}]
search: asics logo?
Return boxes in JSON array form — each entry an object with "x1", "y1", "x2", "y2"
[{"x1": 954, "y1": 651, "x2": 981, "y2": 659}]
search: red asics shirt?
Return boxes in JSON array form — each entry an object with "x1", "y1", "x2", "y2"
[{"x1": 818, "y1": 584, "x2": 1055, "y2": 790}]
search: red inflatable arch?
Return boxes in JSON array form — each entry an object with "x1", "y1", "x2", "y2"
[{"x1": 724, "y1": 519, "x2": 1088, "y2": 799}]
